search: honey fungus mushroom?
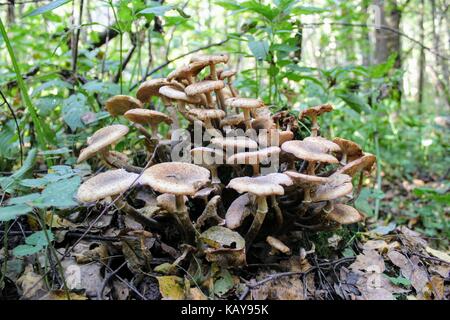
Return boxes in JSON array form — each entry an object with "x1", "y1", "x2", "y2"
[
  {"x1": 185, "y1": 80, "x2": 225, "y2": 109},
  {"x1": 225, "y1": 97, "x2": 265, "y2": 130},
  {"x1": 333, "y1": 137, "x2": 363, "y2": 165},
  {"x1": 299, "y1": 103, "x2": 333, "y2": 137},
  {"x1": 77, "y1": 124, "x2": 141, "y2": 173},
  {"x1": 141, "y1": 162, "x2": 210, "y2": 244},
  {"x1": 312, "y1": 173, "x2": 353, "y2": 213},
  {"x1": 190, "y1": 147, "x2": 224, "y2": 185},
  {"x1": 226, "y1": 146, "x2": 281, "y2": 176},
  {"x1": 77, "y1": 169, "x2": 160, "y2": 230},
  {"x1": 227, "y1": 173, "x2": 293, "y2": 248},
  {"x1": 105, "y1": 95, "x2": 143, "y2": 116},
  {"x1": 124, "y1": 109, "x2": 173, "y2": 137}
]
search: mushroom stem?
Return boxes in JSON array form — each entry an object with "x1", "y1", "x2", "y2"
[
  {"x1": 101, "y1": 150, "x2": 143, "y2": 174},
  {"x1": 204, "y1": 92, "x2": 214, "y2": 108},
  {"x1": 209, "y1": 63, "x2": 226, "y2": 111},
  {"x1": 115, "y1": 198, "x2": 161, "y2": 231},
  {"x1": 323, "y1": 200, "x2": 335, "y2": 214},
  {"x1": 209, "y1": 166, "x2": 221, "y2": 185},
  {"x1": 340, "y1": 152, "x2": 348, "y2": 165},
  {"x1": 175, "y1": 194, "x2": 196, "y2": 245},
  {"x1": 251, "y1": 163, "x2": 260, "y2": 176},
  {"x1": 303, "y1": 187, "x2": 312, "y2": 203},
  {"x1": 242, "y1": 109, "x2": 252, "y2": 130},
  {"x1": 271, "y1": 195, "x2": 283, "y2": 230},
  {"x1": 245, "y1": 196, "x2": 268, "y2": 249},
  {"x1": 310, "y1": 115, "x2": 319, "y2": 137}
]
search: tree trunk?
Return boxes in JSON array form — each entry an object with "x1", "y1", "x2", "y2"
[
  {"x1": 7, "y1": 0, "x2": 15, "y2": 25},
  {"x1": 417, "y1": 0, "x2": 425, "y2": 112}
]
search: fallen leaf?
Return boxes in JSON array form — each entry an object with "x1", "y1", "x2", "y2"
[
  {"x1": 156, "y1": 276, "x2": 185, "y2": 300},
  {"x1": 16, "y1": 265, "x2": 46, "y2": 299},
  {"x1": 350, "y1": 250, "x2": 385, "y2": 273},
  {"x1": 425, "y1": 247, "x2": 450, "y2": 264},
  {"x1": 39, "y1": 290, "x2": 88, "y2": 300}
]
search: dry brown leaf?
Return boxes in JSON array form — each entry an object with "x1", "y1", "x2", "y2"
[
  {"x1": 425, "y1": 247, "x2": 450, "y2": 264},
  {"x1": 387, "y1": 250, "x2": 413, "y2": 278},
  {"x1": 16, "y1": 265, "x2": 46, "y2": 299},
  {"x1": 251, "y1": 272, "x2": 305, "y2": 300},
  {"x1": 39, "y1": 290, "x2": 88, "y2": 300},
  {"x1": 430, "y1": 275, "x2": 445, "y2": 300},
  {"x1": 363, "y1": 240, "x2": 400, "y2": 253},
  {"x1": 62, "y1": 258, "x2": 105, "y2": 298},
  {"x1": 350, "y1": 250, "x2": 385, "y2": 273}
]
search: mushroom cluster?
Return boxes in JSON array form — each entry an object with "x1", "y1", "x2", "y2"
[{"x1": 76, "y1": 53, "x2": 376, "y2": 266}]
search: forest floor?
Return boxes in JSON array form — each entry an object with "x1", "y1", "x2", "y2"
[{"x1": 1, "y1": 176, "x2": 448, "y2": 301}]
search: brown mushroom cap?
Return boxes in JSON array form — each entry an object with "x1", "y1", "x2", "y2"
[
  {"x1": 124, "y1": 109, "x2": 172, "y2": 126},
  {"x1": 252, "y1": 107, "x2": 271, "y2": 119},
  {"x1": 337, "y1": 153, "x2": 376, "y2": 176},
  {"x1": 299, "y1": 103, "x2": 333, "y2": 119},
  {"x1": 220, "y1": 114, "x2": 245, "y2": 127},
  {"x1": 167, "y1": 63, "x2": 207, "y2": 81},
  {"x1": 304, "y1": 136, "x2": 341, "y2": 153},
  {"x1": 136, "y1": 78, "x2": 170, "y2": 103},
  {"x1": 251, "y1": 116, "x2": 274, "y2": 131},
  {"x1": 326, "y1": 204, "x2": 364, "y2": 225},
  {"x1": 313, "y1": 173, "x2": 353, "y2": 201},
  {"x1": 190, "y1": 147, "x2": 224, "y2": 165},
  {"x1": 185, "y1": 80, "x2": 225, "y2": 96},
  {"x1": 227, "y1": 173, "x2": 293, "y2": 196},
  {"x1": 279, "y1": 130, "x2": 294, "y2": 145},
  {"x1": 225, "y1": 97, "x2": 264, "y2": 110},
  {"x1": 225, "y1": 193, "x2": 252, "y2": 229},
  {"x1": 159, "y1": 85, "x2": 201, "y2": 104},
  {"x1": 285, "y1": 171, "x2": 330, "y2": 186},
  {"x1": 211, "y1": 136, "x2": 258, "y2": 151},
  {"x1": 190, "y1": 53, "x2": 229, "y2": 65},
  {"x1": 141, "y1": 162, "x2": 210, "y2": 196},
  {"x1": 281, "y1": 140, "x2": 339, "y2": 163},
  {"x1": 218, "y1": 70, "x2": 237, "y2": 80},
  {"x1": 77, "y1": 124, "x2": 129, "y2": 163},
  {"x1": 226, "y1": 146, "x2": 281, "y2": 165},
  {"x1": 188, "y1": 108, "x2": 226, "y2": 121},
  {"x1": 77, "y1": 169, "x2": 139, "y2": 202},
  {"x1": 333, "y1": 137, "x2": 363, "y2": 157},
  {"x1": 105, "y1": 95, "x2": 143, "y2": 116}
]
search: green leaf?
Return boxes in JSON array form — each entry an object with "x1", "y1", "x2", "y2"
[
  {"x1": 13, "y1": 244, "x2": 43, "y2": 257},
  {"x1": 25, "y1": 0, "x2": 72, "y2": 17},
  {"x1": 248, "y1": 40, "x2": 269, "y2": 61},
  {"x1": 0, "y1": 148, "x2": 37, "y2": 192},
  {"x1": 139, "y1": 5, "x2": 174, "y2": 16},
  {"x1": 62, "y1": 93, "x2": 89, "y2": 131},
  {"x1": 385, "y1": 275, "x2": 411, "y2": 287},
  {"x1": 292, "y1": 5, "x2": 327, "y2": 15},
  {"x1": 214, "y1": 269, "x2": 234, "y2": 296},
  {"x1": 337, "y1": 93, "x2": 371, "y2": 114},
  {"x1": 34, "y1": 176, "x2": 80, "y2": 208},
  {"x1": 26, "y1": 230, "x2": 54, "y2": 247},
  {"x1": 0, "y1": 204, "x2": 33, "y2": 222},
  {"x1": 7, "y1": 193, "x2": 41, "y2": 205}
]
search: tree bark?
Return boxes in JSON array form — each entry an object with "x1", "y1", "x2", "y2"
[{"x1": 417, "y1": 0, "x2": 425, "y2": 112}]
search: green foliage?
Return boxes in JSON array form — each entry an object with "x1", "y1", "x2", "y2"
[{"x1": 13, "y1": 230, "x2": 55, "y2": 257}]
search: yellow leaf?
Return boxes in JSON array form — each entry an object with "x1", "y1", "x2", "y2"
[
  {"x1": 425, "y1": 247, "x2": 450, "y2": 264},
  {"x1": 156, "y1": 276, "x2": 185, "y2": 300}
]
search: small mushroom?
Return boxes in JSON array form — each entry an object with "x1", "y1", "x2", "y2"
[
  {"x1": 77, "y1": 169, "x2": 160, "y2": 230},
  {"x1": 333, "y1": 137, "x2": 363, "y2": 165},
  {"x1": 225, "y1": 193, "x2": 253, "y2": 229},
  {"x1": 190, "y1": 147, "x2": 224, "y2": 185},
  {"x1": 336, "y1": 152, "x2": 376, "y2": 177},
  {"x1": 141, "y1": 162, "x2": 210, "y2": 244},
  {"x1": 299, "y1": 103, "x2": 333, "y2": 137},
  {"x1": 281, "y1": 140, "x2": 338, "y2": 174},
  {"x1": 188, "y1": 108, "x2": 225, "y2": 129},
  {"x1": 136, "y1": 78, "x2": 170, "y2": 104},
  {"x1": 124, "y1": 109, "x2": 172, "y2": 137},
  {"x1": 266, "y1": 236, "x2": 291, "y2": 255},
  {"x1": 105, "y1": 95, "x2": 143, "y2": 116},
  {"x1": 312, "y1": 173, "x2": 353, "y2": 213},
  {"x1": 218, "y1": 69, "x2": 238, "y2": 97},
  {"x1": 227, "y1": 173, "x2": 293, "y2": 248},
  {"x1": 211, "y1": 136, "x2": 258, "y2": 155},
  {"x1": 285, "y1": 171, "x2": 330, "y2": 203},
  {"x1": 325, "y1": 203, "x2": 364, "y2": 225},
  {"x1": 226, "y1": 146, "x2": 281, "y2": 176},
  {"x1": 185, "y1": 80, "x2": 225, "y2": 109},
  {"x1": 159, "y1": 85, "x2": 201, "y2": 122},
  {"x1": 225, "y1": 97, "x2": 264, "y2": 130},
  {"x1": 77, "y1": 125, "x2": 141, "y2": 172},
  {"x1": 220, "y1": 113, "x2": 245, "y2": 131},
  {"x1": 304, "y1": 136, "x2": 341, "y2": 153}
]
